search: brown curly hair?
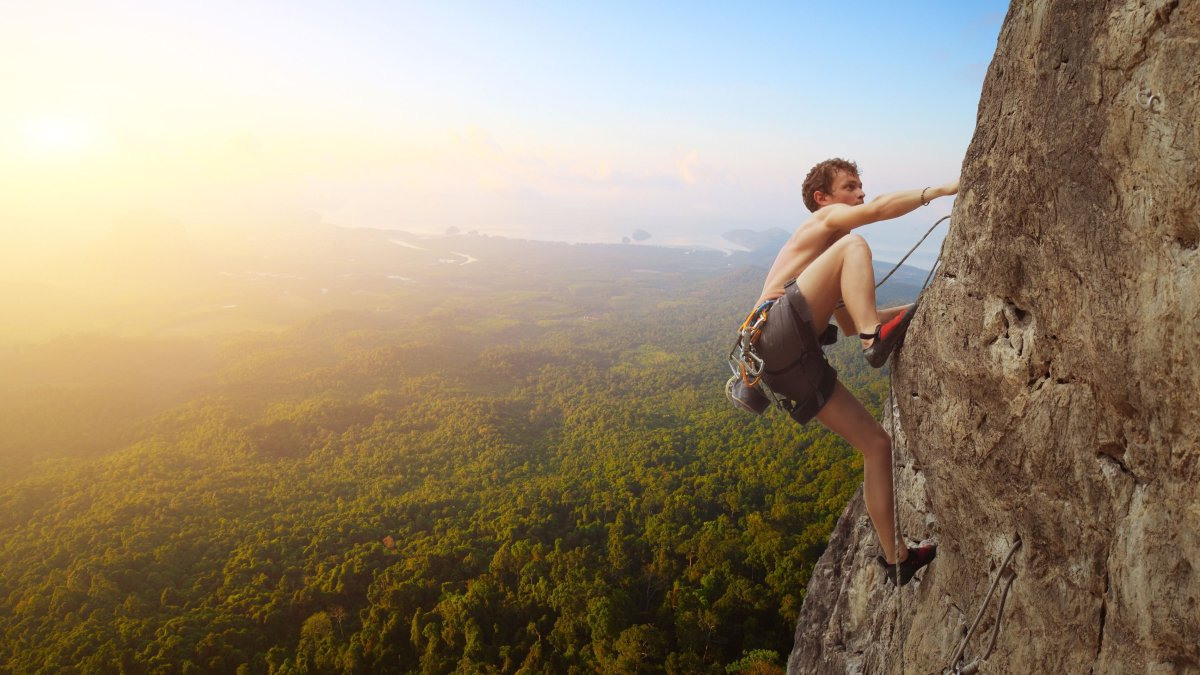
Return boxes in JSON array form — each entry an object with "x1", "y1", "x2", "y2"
[{"x1": 802, "y1": 158, "x2": 859, "y2": 212}]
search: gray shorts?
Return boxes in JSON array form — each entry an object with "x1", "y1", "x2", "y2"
[{"x1": 755, "y1": 287, "x2": 838, "y2": 424}]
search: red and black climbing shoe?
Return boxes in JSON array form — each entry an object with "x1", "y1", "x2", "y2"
[
  {"x1": 861, "y1": 301, "x2": 920, "y2": 368},
  {"x1": 876, "y1": 544, "x2": 937, "y2": 587}
]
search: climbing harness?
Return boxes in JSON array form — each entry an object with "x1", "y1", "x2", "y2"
[
  {"x1": 727, "y1": 280, "x2": 841, "y2": 421},
  {"x1": 946, "y1": 537, "x2": 1023, "y2": 674}
]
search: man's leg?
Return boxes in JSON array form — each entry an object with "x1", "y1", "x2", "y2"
[
  {"x1": 815, "y1": 381, "x2": 906, "y2": 564},
  {"x1": 792, "y1": 234, "x2": 879, "y2": 340}
]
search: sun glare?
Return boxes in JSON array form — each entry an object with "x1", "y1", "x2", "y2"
[{"x1": 22, "y1": 116, "x2": 97, "y2": 157}]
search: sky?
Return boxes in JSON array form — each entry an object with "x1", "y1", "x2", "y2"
[{"x1": 1, "y1": 1, "x2": 1009, "y2": 268}]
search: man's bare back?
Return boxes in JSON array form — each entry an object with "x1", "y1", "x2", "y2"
[{"x1": 756, "y1": 221, "x2": 848, "y2": 305}]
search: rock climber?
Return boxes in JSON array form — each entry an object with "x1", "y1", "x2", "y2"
[{"x1": 753, "y1": 158, "x2": 958, "y2": 585}]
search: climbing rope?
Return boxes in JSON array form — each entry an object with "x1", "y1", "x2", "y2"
[
  {"x1": 886, "y1": 382, "x2": 904, "y2": 674},
  {"x1": 882, "y1": 219, "x2": 1023, "y2": 673},
  {"x1": 882, "y1": 215, "x2": 950, "y2": 673},
  {"x1": 946, "y1": 536, "x2": 1023, "y2": 674},
  {"x1": 875, "y1": 222, "x2": 1023, "y2": 673},
  {"x1": 876, "y1": 215, "x2": 950, "y2": 290},
  {"x1": 834, "y1": 215, "x2": 949, "y2": 312}
]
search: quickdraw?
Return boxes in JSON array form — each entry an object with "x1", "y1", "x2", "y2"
[
  {"x1": 731, "y1": 299, "x2": 774, "y2": 386},
  {"x1": 726, "y1": 299, "x2": 786, "y2": 415}
]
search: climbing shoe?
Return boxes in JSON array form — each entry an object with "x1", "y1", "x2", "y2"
[
  {"x1": 861, "y1": 301, "x2": 919, "y2": 368},
  {"x1": 876, "y1": 544, "x2": 937, "y2": 587}
]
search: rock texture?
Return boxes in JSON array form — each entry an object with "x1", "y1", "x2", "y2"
[{"x1": 789, "y1": 1, "x2": 1200, "y2": 673}]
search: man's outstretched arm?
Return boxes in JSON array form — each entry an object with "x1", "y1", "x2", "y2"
[{"x1": 821, "y1": 179, "x2": 959, "y2": 232}]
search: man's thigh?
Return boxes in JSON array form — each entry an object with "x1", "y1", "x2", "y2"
[{"x1": 793, "y1": 237, "x2": 860, "y2": 327}]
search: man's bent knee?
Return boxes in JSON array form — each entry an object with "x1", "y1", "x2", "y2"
[
  {"x1": 860, "y1": 432, "x2": 892, "y2": 462},
  {"x1": 838, "y1": 233, "x2": 873, "y2": 258}
]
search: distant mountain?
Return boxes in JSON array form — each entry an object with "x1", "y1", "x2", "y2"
[
  {"x1": 721, "y1": 228, "x2": 790, "y2": 251},
  {"x1": 872, "y1": 261, "x2": 929, "y2": 307},
  {"x1": 872, "y1": 260, "x2": 931, "y2": 287}
]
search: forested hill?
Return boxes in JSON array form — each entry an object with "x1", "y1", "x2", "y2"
[{"x1": 0, "y1": 225, "x2": 923, "y2": 673}]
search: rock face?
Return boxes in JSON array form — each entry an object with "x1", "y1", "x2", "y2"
[{"x1": 788, "y1": 1, "x2": 1200, "y2": 673}]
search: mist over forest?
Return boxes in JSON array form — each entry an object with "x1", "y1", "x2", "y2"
[{"x1": 0, "y1": 221, "x2": 925, "y2": 672}]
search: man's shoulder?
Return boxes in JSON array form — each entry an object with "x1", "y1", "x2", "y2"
[
  {"x1": 795, "y1": 208, "x2": 840, "y2": 235},
  {"x1": 780, "y1": 218, "x2": 838, "y2": 259},
  {"x1": 804, "y1": 203, "x2": 860, "y2": 234},
  {"x1": 813, "y1": 203, "x2": 852, "y2": 219}
]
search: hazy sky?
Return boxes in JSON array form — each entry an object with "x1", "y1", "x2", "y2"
[{"x1": 2, "y1": 1, "x2": 1008, "y2": 267}]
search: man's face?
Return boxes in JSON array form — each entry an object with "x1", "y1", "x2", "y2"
[{"x1": 822, "y1": 170, "x2": 865, "y2": 207}]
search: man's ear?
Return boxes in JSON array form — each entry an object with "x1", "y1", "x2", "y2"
[{"x1": 812, "y1": 190, "x2": 830, "y2": 207}]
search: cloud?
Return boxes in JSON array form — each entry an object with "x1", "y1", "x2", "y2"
[
  {"x1": 676, "y1": 149, "x2": 699, "y2": 185},
  {"x1": 451, "y1": 125, "x2": 504, "y2": 159}
]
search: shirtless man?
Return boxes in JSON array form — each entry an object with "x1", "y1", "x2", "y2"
[{"x1": 753, "y1": 158, "x2": 958, "y2": 585}]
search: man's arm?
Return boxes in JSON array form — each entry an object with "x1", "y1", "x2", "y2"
[{"x1": 820, "y1": 179, "x2": 959, "y2": 232}]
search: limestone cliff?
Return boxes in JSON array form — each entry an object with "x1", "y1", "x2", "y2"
[{"x1": 788, "y1": 1, "x2": 1199, "y2": 672}]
